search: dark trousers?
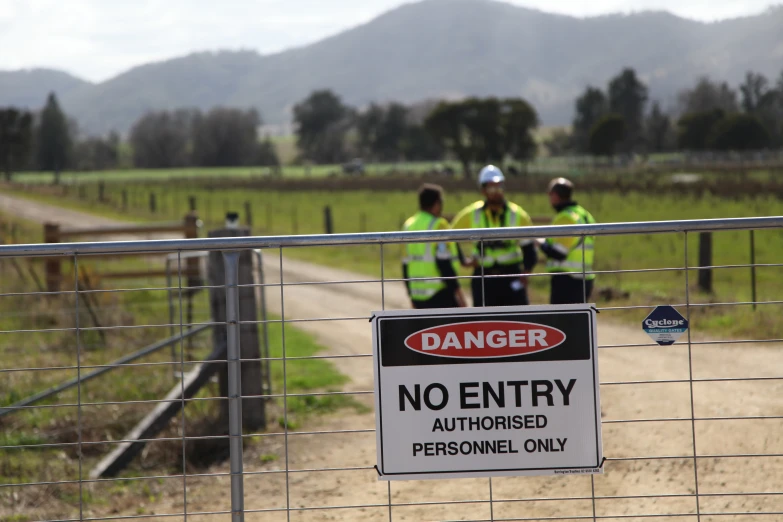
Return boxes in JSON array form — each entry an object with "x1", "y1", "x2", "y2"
[
  {"x1": 412, "y1": 288, "x2": 459, "y2": 309},
  {"x1": 471, "y1": 266, "x2": 529, "y2": 307},
  {"x1": 550, "y1": 273, "x2": 594, "y2": 304}
]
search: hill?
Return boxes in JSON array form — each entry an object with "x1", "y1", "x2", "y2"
[
  {"x1": 1, "y1": 0, "x2": 782, "y2": 133},
  {"x1": 0, "y1": 69, "x2": 92, "y2": 109}
]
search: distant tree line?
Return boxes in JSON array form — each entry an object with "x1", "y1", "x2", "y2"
[
  {"x1": 292, "y1": 90, "x2": 539, "y2": 176},
  {"x1": 564, "y1": 68, "x2": 783, "y2": 157},
  {"x1": 4, "y1": 69, "x2": 783, "y2": 181},
  {"x1": 0, "y1": 93, "x2": 280, "y2": 180},
  {"x1": 129, "y1": 108, "x2": 278, "y2": 168},
  {"x1": 0, "y1": 94, "x2": 76, "y2": 181}
]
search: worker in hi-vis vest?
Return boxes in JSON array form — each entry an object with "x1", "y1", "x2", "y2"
[
  {"x1": 402, "y1": 184, "x2": 468, "y2": 309},
  {"x1": 451, "y1": 165, "x2": 537, "y2": 307},
  {"x1": 537, "y1": 177, "x2": 596, "y2": 304}
]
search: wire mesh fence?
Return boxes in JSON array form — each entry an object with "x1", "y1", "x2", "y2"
[{"x1": 1, "y1": 215, "x2": 782, "y2": 522}]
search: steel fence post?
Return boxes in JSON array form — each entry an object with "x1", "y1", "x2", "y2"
[
  {"x1": 223, "y1": 250, "x2": 245, "y2": 522},
  {"x1": 253, "y1": 249, "x2": 272, "y2": 397}
]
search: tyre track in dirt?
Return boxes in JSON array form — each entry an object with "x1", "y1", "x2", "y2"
[{"x1": 2, "y1": 193, "x2": 782, "y2": 522}]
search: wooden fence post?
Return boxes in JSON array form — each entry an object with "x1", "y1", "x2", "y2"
[
  {"x1": 44, "y1": 223, "x2": 61, "y2": 292},
  {"x1": 324, "y1": 206, "x2": 333, "y2": 234},
  {"x1": 121, "y1": 190, "x2": 128, "y2": 211},
  {"x1": 184, "y1": 213, "x2": 200, "y2": 283},
  {"x1": 292, "y1": 209, "x2": 298, "y2": 235},
  {"x1": 189, "y1": 196, "x2": 197, "y2": 212},
  {"x1": 98, "y1": 182, "x2": 106, "y2": 203},
  {"x1": 698, "y1": 232, "x2": 712, "y2": 293},
  {"x1": 244, "y1": 201, "x2": 253, "y2": 228},
  {"x1": 149, "y1": 193, "x2": 157, "y2": 213},
  {"x1": 208, "y1": 225, "x2": 266, "y2": 431},
  {"x1": 750, "y1": 230, "x2": 757, "y2": 311}
]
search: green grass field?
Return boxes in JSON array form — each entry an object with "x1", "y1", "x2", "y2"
[{"x1": 8, "y1": 180, "x2": 783, "y2": 342}]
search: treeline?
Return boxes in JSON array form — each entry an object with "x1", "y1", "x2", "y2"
[
  {"x1": 1, "y1": 94, "x2": 75, "y2": 181},
  {"x1": 562, "y1": 68, "x2": 783, "y2": 156},
  {"x1": 0, "y1": 94, "x2": 280, "y2": 180},
  {"x1": 3, "y1": 67, "x2": 782, "y2": 181},
  {"x1": 292, "y1": 90, "x2": 538, "y2": 175},
  {"x1": 129, "y1": 108, "x2": 278, "y2": 168}
]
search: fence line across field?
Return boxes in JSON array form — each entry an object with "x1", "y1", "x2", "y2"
[
  {"x1": 1, "y1": 215, "x2": 782, "y2": 522},
  {"x1": 0, "y1": 215, "x2": 780, "y2": 257}
]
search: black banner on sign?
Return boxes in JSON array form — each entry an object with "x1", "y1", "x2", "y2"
[{"x1": 377, "y1": 309, "x2": 592, "y2": 367}]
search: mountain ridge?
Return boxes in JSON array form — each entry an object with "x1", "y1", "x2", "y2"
[{"x1": 2, "y1": 0, "x2": 781, "y2": 134}]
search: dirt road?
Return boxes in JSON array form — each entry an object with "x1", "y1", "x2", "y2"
[{"x1": 2, "y1": 193, "x2": 781, "y2": 521}]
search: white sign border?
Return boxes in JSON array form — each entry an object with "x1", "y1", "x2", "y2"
[{"x1": 371, "y1": 304, "x2": 603, "y2": 481}]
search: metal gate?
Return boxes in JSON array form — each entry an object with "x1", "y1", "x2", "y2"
[{"x1": 1, "y1": 215, "x2": 782, "y2": 522}]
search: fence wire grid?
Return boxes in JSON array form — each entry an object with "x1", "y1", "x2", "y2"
[{"x1": 1, "y1": 215, "x2": 782, "y2": 522}]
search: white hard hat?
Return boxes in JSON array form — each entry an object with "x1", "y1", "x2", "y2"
[{"x1": 478, "y1": 165, "x2": 505, "y2": 187}]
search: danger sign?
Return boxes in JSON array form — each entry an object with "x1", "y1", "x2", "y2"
[{"x1": 371, "y1": 305, "x2": 603, "y2": 480}]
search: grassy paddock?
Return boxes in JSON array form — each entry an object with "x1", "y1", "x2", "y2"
[{"x1": 7, "y1": 181, "x2": 783, "y2": 342}]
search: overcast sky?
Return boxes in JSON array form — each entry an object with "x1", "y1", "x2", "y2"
[{"x1": 1, "y1": 0, "x2": 778, "y2": 82}]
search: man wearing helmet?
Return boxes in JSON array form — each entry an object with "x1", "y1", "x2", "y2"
[
  {"x1": 451, "y1": 165, "x2": 537, "y2": 307},
  {"x1": 537, "y1": 177, "x2": 597, "y2": 304}
]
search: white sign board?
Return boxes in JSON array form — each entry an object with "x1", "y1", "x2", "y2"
[{"x1": 372, "y1": 304, "x2": 603, "y2": 481}]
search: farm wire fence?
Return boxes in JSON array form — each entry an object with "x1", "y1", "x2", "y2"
[{"x1": 1, "y1": 215, "x2": 783, "y2": 521}]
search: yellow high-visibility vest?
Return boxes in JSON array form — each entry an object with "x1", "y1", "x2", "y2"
[
  {"x1": 451, "y1": 201, "x2": 533, "y2": 268},
  {"x1": 403, "y1": 211, "x2": 459, "y2": 301},
  {"x1": 545, "y1": 204, "x2": 596, "y2": 280}
]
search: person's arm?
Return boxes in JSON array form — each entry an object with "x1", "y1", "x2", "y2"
[
  {"x1": 436, "y1": 257, "x2": 459, "y2": 292},
  {"x1": 522, "y1": 243, "x2": 538, "y2": 272},
  {"x1": 454, "y1": 286, "x2": 468, "y2": 307},
  {"x1": 451, "y1": 205, "x2": 477, "y2": 267},
  {"x1": 435, "y1": 220, "x2": 460, "y2": 294},
  {"x1": 539, "y1": 240, "x2": 568, "y2": 261},
  {"x1": 538, "y1": 213, "x2": 579, "y2": 261},
  {"x1": 517, "y1": 210, "x2": 538, "y2": 273}
]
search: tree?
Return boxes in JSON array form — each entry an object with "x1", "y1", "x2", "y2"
[
  {"x1": 36, "y1": 93, "x2": 73, "y2": 179},
  {"x1": 461, "y1": 97, "x2": 504, "y2": 164},
  {"x1": 191, "y1": 108, "x2": 261, "y2": 167},
  {"x1": 707, "y1": 114, "x2": 770, "y2": 151},
  {"x1": 0, "y1": 108, "x2": 33, "y2": 180},
  {"x1": 425, "y1": 101, "x2": 473, "y2": 175},
  {"x1": 679, "y1": 77, "x2": 738, "y2": 114},
  {"x1": 498, "y1": 98, "x2": 539, "y2": 162},
  {"x1": 257, "y1": 137, "x2": 280, "y2": 166},
  {"x1": 646, "y1": 101, "x2": 671, "y2": 153},
  {"x1": 677, "y1": 109, "x2": 725, "y2": 151},
  {"x1": 607, "y1": 68, "x2": 648, "y2": 152},
  {"x1": 400, "y1": 124, "x2": 444, "y2": 161},
  {"x1": 129, "y1": 110, "x2": 193, "y2": 168},
  {"x1": 72, "y1": 132, "x2": 120, "y2": 171},
  {"x1": 588, "y1": 114, "x2": 626, "y2": 157},
  {"x1": 424, "y1": 97, "x2": 538, "y2": 175},
  {"x1": 755, "y1": 89, "x2": 783, "y2": 148},
  {"x1": 740, "y1": 72, "x2": 769, "y2": 114},
  {"x1": 572, "y1": 87, "x2": 607, "y2": 153},
  {"x1": 293, "y1": 90, "x2": 351, "y2": 164},
  {"x1": 356, "y1": 103, "x2": 385, "y2": 159},
  {"x1": 356, "y1": 103, "x2": 410, "y2": 162}
]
